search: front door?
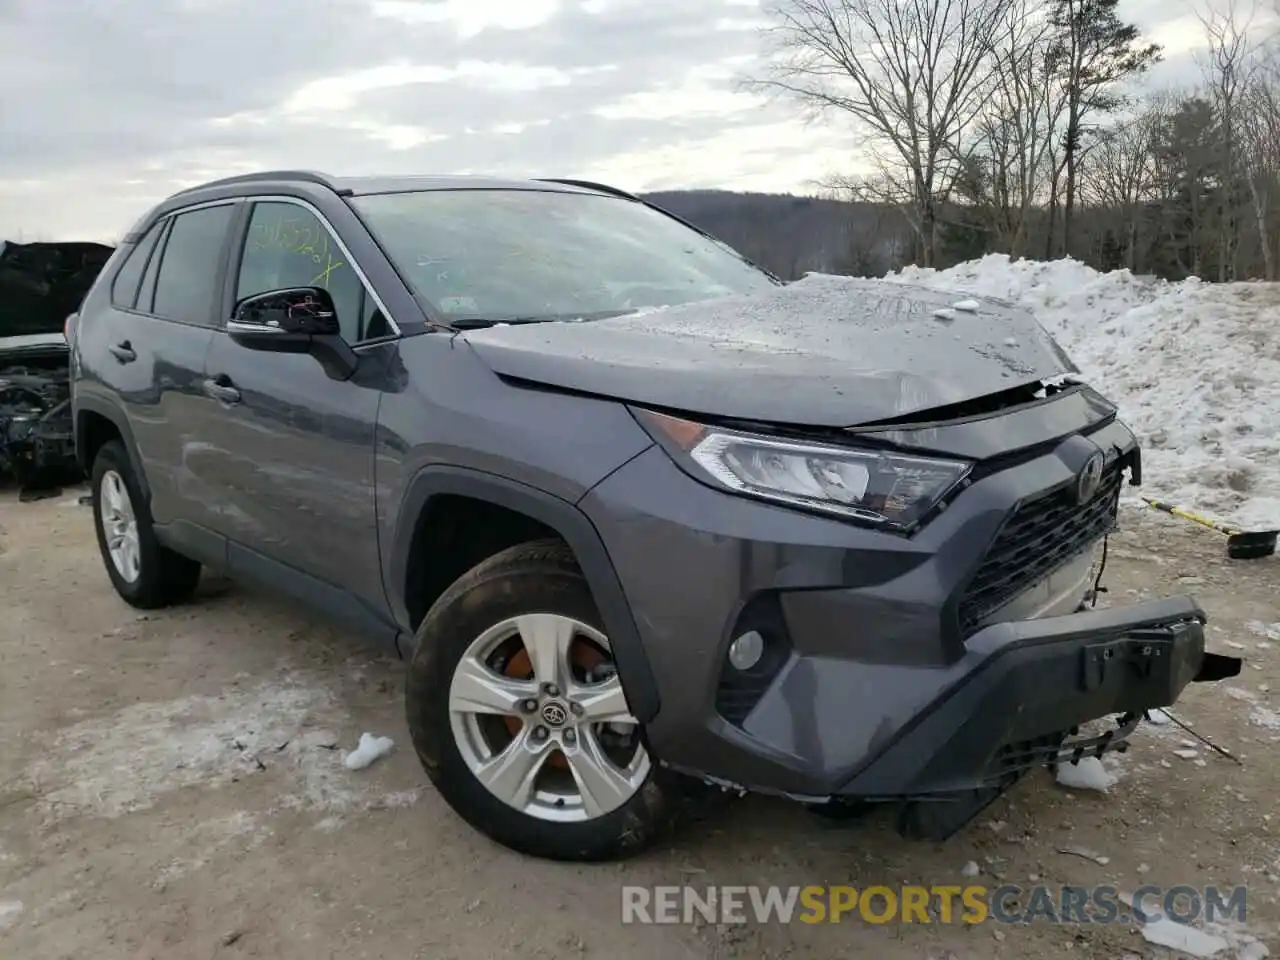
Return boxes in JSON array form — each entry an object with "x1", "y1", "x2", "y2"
[{"x1": 200, "y1": 198, "x2": 392, "y2": 614}]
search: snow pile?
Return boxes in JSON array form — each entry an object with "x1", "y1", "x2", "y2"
[
  {"x1": 343, "y1": 732, "x2": 395, "y2": 771},
  {"x1": 1054, "y1": 755, "x2": 1114, "y2": 792},
  {"x1": 888, "y1": 255, "x2": 1280, "y2": 528}
]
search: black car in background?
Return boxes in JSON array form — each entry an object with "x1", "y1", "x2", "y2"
[{"x1": 0, "y1": 239, "x2": 114, "y2": 494}]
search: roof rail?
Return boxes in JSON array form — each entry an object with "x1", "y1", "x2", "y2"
[
  {"x1": 534, "y1": 178, "x2": 640, "y2": 201},
  {"x1": 167, "y1": 169, "x2": 344, "y2": 198}
]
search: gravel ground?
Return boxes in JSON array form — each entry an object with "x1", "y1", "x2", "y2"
[{"x1": 0, "y1": 485, "x2": 1277, "y2": 959}]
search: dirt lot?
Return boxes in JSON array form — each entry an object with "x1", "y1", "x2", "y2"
[{"x1": 1, "y1": 486, "x2": 1277, "y2": 960}]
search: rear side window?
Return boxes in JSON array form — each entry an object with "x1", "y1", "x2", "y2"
[
  {"x1": 109, "y1": 222, "x2": 164, "y2": 309},
  {"x1": 136, "y1": 219, "x2": 170, "y2": 314},
  {"x1": 151, "y1": 204, "x2": 234, "y2": 325}
]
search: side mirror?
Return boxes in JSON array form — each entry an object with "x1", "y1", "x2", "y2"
[
  {"x1": 227, "y1": 287, "x2": 357, "y2": 380},
  {"x1": 230, "y1": 286, "x2": 341, "y2": 337}
]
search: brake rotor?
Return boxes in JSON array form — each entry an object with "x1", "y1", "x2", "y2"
[{"x1": 502, "y1": 638, "x2": 608, "y2": 770}]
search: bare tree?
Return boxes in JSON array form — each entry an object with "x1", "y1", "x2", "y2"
[
  {"x1": 820, "y1": 165, "x2": 927, "y2": 262},
  {"x1": 747, "y1": 0, "x2": 1015, "y2": 265},
  {"x1": 1195, "y1": 0, "x2": 1258, "y2": 280},
  {"x1": 961, "y1": 0, "x2": 1069, "y2": 256},
  {"x1": 1080, "y1": 103, "x2": 1161, "y2": 268},
  {"x1": 1241, "y1": 67, "x2": 1280, "y2": 277}
]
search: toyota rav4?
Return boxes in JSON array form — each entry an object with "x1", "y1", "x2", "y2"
[{"x1": 69, "y1": 170, "x2": 1240, "y2": 862}]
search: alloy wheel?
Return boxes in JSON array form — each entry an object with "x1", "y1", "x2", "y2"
[
  {"x1": 448, "y1": 613, "x2": 650, "y2": 822},
  {"x1": 99, "y1": 469, "x2": 141, "y2": 583}
]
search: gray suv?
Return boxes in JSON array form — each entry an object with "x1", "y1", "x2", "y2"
[{"x1": 69, "y1": 170, "x2": 1239, "y2": 862}]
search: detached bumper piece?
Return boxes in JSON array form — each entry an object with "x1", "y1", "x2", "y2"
[{"x1": 838, "y1": 596, "x2": 1241, "y2": 841}]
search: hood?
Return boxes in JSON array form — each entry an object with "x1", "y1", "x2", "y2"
[
  {"x1": 462, "y1": 273, "x2": 1080, "y2": 428},
  {"x1": 0, "y1": 330, "x2": 68, "y2": 360},
  {"x1": 0, "y1": 332, "x2": 67, "y2": 357},
  {"x1": 0, "y1": 239, "x2": 114, "y2": 339}
]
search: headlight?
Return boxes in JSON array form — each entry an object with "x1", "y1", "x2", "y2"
[{"x1": 634, "y1": 409, "x2": 972, "y2": 531}]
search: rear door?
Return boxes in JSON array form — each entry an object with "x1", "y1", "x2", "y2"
[{"x1": 86, "y1": 201, "x2": 238, "y2": 557}]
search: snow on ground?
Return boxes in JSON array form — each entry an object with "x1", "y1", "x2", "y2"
[
  {"x1": 22, "y1": 671, "x2": 421, "y2": 825},
  {"x1": 888, "y1": 255, "x2": 1280, "y2": 529}
]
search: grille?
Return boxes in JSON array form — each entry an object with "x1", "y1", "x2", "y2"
[{"x1": 957, "y1": 461, "x2": 1123, "y2": 635}]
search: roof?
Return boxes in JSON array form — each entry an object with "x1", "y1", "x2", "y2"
[{"x1": 165, "y1": 170, "x2": 638, "y2": 202}]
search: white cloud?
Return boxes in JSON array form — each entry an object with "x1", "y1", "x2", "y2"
[
  {"x1": 371, "y1": 0, "x2": 563, "y2": 36},
  {"x1": 0, "y1": 0, "x2": 1211, "y2": 240}
]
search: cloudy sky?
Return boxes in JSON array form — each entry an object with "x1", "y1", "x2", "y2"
[{"x1": 1, "y1": 0, "x2": 1210, "y2": 241}]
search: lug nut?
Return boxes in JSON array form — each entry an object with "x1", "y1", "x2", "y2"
[
  {"x1": 563, "y1": 728, "x2": 576, "y2": 745},
  {"x1": 544, "y1": 683, "x2": 560, "y2": 697},
  {"x1": 570, "y1": 702, "x2": 584, "y2": 717},
  {"x1": 532, "y1": 726, "x2": 548, "y2": 741},
  {"x1": 522, "y1": 699, "x2": 538, "y2": 713}
]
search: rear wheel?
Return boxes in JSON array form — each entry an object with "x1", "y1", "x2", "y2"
[
  {"x1": 405, "y1": 540, "x2": 682, "y2": 861},
  {"x1": 91, "y1": 440, "x2": 201, "y2": 608}
]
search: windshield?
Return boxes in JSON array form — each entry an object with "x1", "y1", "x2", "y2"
[{"x1": 350, "y1": 188, "x2": 776, "y2": 324}]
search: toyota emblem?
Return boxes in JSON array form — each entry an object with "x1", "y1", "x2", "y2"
[
  {"x1": 1076, "y1": 452, "x2": 1104, "y2": 504},
  {"x1": 540, "y1": 702, "x2": 569, "y2": 728}
]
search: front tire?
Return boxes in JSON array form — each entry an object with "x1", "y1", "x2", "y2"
[
  {"x1": 405, "y1": 539, "x2": 682, "y2": 861},
  {"x1": 91, "y1": 439, "x2": 201, "y2": 609}
]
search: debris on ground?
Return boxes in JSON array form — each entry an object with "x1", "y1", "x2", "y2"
[
  {"x1": 0, "y1": 900, "x2": 23, "y2": 931},
  {"x1": 1246, "y1": 621, "x2": 1280, "y2": 641},
  {"x1": 1135, "y1": 914, "x2": 1230, "y2": 957},
  {"x1": 1054, "y1": 756, "x2": 1114, "y2": 792},
  {"x1": 960, "y1": 860, "x2": 980, "y2": 877},
  {"x1": 343, "y1": 733, "x2": 395, "y2": 771},
  {"x1": 1055, "y1": 845, "x2": 1110, "y2": 865}
]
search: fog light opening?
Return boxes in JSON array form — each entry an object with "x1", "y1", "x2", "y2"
[{"x1": 728, "y1": 630, "x2": 766, "y2": 671}]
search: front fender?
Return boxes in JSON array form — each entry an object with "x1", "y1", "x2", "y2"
[{"x1": 387, "y1": 464, "x2": 660, "y2": 723}]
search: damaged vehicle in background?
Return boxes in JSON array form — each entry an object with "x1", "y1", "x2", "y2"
[{"x1": 0, "y1": 239, "x2": 113, "y2": 498}]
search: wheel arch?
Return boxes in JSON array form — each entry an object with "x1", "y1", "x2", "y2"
[
  {"x1": 74, "y1": 397, "x2": 149, "y2": 503},
  {"x1": 390, "y1": 466, "x2": 660, "y2": 723}
]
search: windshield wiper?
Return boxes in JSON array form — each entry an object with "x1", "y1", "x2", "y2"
[
  {"x1": 446, "y1": 316, "x2": 556, "y2": 330},
  {"x1": 447, "y1": 309, "x2": 642, "y2": 330}
]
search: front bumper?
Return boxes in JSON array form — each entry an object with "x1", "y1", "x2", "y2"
[
  {"x1": 840, "y1": 594, "x2": 1227, "y2": 793},
  {"x1": 2, "y1": 405, "x2": 77, "y2": 485},
  {"x1": 581, "y1": 416, "x2": 1242, "y2": 815},
  {"x1": 845, "y1": 595, "x2": 1239, "y2": 839}
]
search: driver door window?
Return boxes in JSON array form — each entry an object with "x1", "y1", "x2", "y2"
[{"x1": 235, "y1": 201, "x2": 369, "y2": 342}]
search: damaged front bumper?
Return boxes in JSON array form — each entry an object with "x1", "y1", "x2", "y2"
[
  {"x1": 835, "y1": 595, "x2": 1241, "y2": 838},
  {"x1": 2, "y1": 399, "x2": 77, "y2": 489},
  {"x1": 0, "y1": 341, "x2": 79, "y2": 491}
]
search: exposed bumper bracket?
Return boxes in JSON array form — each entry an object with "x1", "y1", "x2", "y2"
[{"x1": 834, "y1": 595, "x2": 1240, "y2": 841}]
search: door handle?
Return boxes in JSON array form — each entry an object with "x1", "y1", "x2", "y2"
[
  {"x1": 202, "y1": 375, "x2": 241, "y2": 404},
  {"x1": 108, "y1": 341, "x2": 136, "y2": 363}
]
